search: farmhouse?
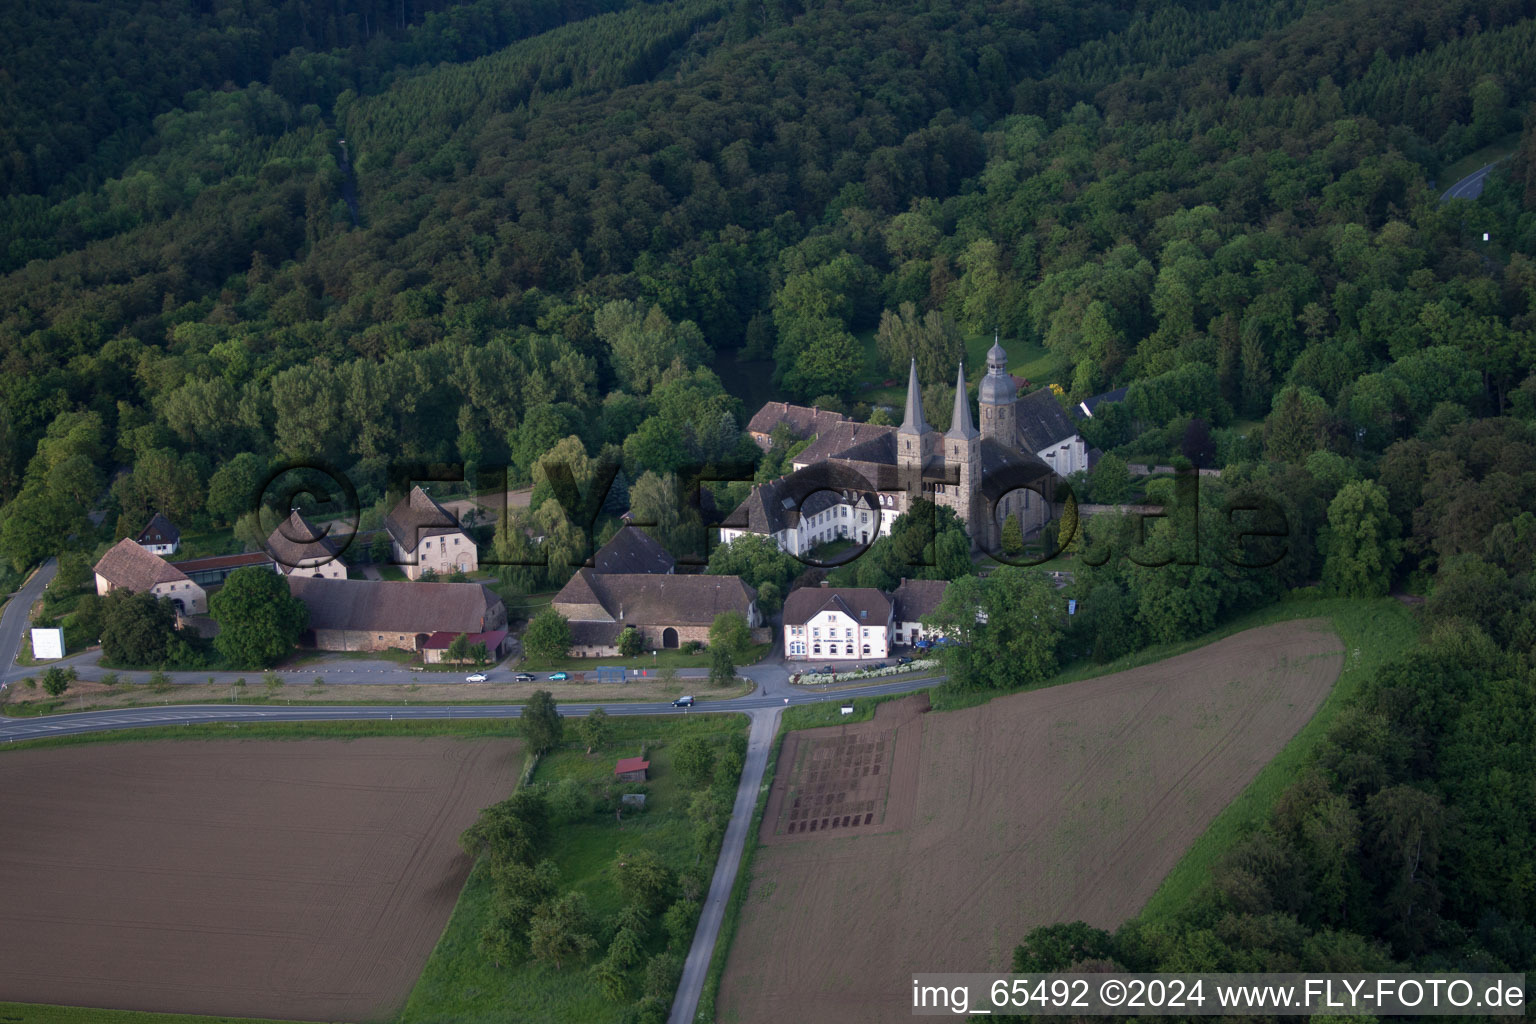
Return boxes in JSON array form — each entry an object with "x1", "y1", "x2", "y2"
[
  {"x1": 551, "y1": 569, "x2": 761, "y2": 657},
  {"x1": 721, "y1": 341, "x2": 1069, "y2": 555},
  {"x1": 591, "y1": 525, "x2": 675, "y2": 574},
  {"x1": 266, "y1": 510, "x2": 347, "y2": 579},
  {"x1": 135, "y1": 513, "x2": 180, "y2": 555},
  {"x1": 890, "y1": 578, "x2": 949, "y2": 646},
  {"x1": 385, "y1": 485, "x2": 478, "y2": 579},
  {"x1": 746, "y1": 402, "x2": 849, "y2": 449},
  {"x1": 287, "y1": 576, "x2": 507, "y2": 653},
  {"x1": 614, "y1": 756, "x2": 650, "y2": 782},
  {"x1": 93, "y1": 537, "x2": 207, "y2": 615},
  {"x1": 782, "y1": 584, "x2": 893, "y2": 661},
  {"x1": 420, "y1": 628, "x2": 510, "y2": 664}
]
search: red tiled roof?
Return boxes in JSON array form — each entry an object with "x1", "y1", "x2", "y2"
[
  {"x1": 171, "y1": 551, "x2": 274, "y2": 572},
  {"x1": 614, "y1": 757, "x2": 650, "y2": 775},
  {"x1": 420, "y1": 628, "x2": 508, "y2": 650}
]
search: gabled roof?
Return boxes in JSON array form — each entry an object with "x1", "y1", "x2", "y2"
[
  {"x1": 1014, "y1": 388, "x2": 1079, "y2": 454},
  {"x1": 552, "y1": 569, "x2": 756, "y2": 627},
  {"x1": 614, "y1": 757, "x2": 650, "y2": 775},
  {"x1": 891, "y1": 578, "x2": 949, "y2": 624},
  {"x1": 384, "y1": 486, "x2": 463, "y2": 553},
  {"x1": 592, "y1": 526, "x2": 675, "y2": 574},
  {"x1": 94, "y1": 537, "x2": 190, "y2": 592},
  {"x1": 1076, "y1": 386, "x2": 1129, "y2": 419},
  {"x1": 721, "y1": 461, "x2": 891, "y2": 535},
  {"x1": 421, "y1": 628, "x2": 507, "y2": 650},
  {"x1": 287, "y1": 577, "x2": 501, "y2": 635},
  {"x1": 135, "y1": 513, "x2": 180, "y2": 547},
  {"x1": 171, "y1": 551, "x2": 275, "y2": 573},
  {"x1": 266, "y1": 510, "x2": 342, "y2": 572},
  {"x1": 782, "y1": 586, "x2": 892, "y2": 626},
  {"x1": 790, "y1": 421, "x2": 896, "y2": 469},
  {"x1": 746, "y1": 402, "x2": 848, "y2": 439}
]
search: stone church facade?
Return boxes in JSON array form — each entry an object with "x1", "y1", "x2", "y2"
[{"x1": 721, "y1": 340, "x2": 1068, "y2": 555}]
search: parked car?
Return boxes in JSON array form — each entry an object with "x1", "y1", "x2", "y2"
[
  {"x1": 513, "y1": 672, "x2": 535, "y2": 682},
  {"x1": 895, "y1": 656, "x2": 912, "y2": 665},
  {"x1": 672, "y1": 695, "x2": 695, "y2": 707},
  {"x1": 549, "y1": 671, "x2": 570, "y2": 681},
  {"x1": 464, "y1": 673, "x2": 488, "y2": 683},
  {"x1": 821, "y1": 665, "x2": 835, "y2": 674}
]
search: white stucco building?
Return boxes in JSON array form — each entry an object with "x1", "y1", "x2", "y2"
[{"x1": 782, "y1": 585, "x2": 893, "y2": 661}]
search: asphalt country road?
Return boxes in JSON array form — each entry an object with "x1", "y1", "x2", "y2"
[
  {"x1": 0, "y1": 647, "x2": 939, "y2": 1024},
  {"x1": 1440, "y1": 158, "x2": 1507, "y2": 201}
]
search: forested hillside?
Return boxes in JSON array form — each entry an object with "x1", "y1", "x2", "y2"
[{"x1": 4, "y1": 0, "x2": 1536, "y2": 1010}]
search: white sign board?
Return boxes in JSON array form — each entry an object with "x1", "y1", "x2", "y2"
[{"x1": 31, "y1": 627, "x2": 64, "y2": 660}]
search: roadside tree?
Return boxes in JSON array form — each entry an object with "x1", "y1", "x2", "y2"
[{"x1": 209, "y1": 565, "x2": 309, "y2": 668}]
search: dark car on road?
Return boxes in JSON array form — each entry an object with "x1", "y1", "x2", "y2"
[
  {"x1": 513, "y1": 672, "x2": 535, "y2": 682},
  {"x1": 672, "y1": 695, "x2": 696, "y2": 707},
  {"x1": 895, "y1": 656, "x2": 912, "y2": 665}
]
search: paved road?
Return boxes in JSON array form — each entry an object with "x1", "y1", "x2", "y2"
[
  {"x1": 0, "y1": 558, "x2": 56, "y2": 684},
  {"x1": 1440, "y1": 158, "x2": 1507, "y2": 201},
  {"x1": 669, "y1": 704, "x2": 782, "y2": 1024},
  {"x1": 0, "y1": 561, "x2": 938, "y2": 1021}
]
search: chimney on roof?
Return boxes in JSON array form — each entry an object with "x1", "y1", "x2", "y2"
[{"x1": 820, "y1": 580, "x2": 828, "y2": 588}]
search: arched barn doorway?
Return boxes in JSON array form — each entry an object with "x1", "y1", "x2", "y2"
[{"x1": 662, "y1": 627, "x2": 679, "y2": 649}]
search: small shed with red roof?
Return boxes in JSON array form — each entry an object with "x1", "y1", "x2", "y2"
[{"x1": 614, "y1": 756, "x2": 650, "y2": 782}]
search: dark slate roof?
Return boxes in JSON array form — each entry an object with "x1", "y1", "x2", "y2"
[
  {"x1": 136, "y1": 513, "x2": 180, "y2": 546},
  {"x1": 94, "y1": 537, "x2": 189, "y2": 591},
  {"x1": 592, "y1": 526, "x2": 675, "y2": 574},
  {"x1": 1014, "y1": 388, "x2": 1079, "y2": 454},
  {"x1": 978, "y1": 439, "x2": 1058, "y2": 502},
  {"x1": 722, "y1": 461, "x2": 890, "y2": 535},
  {"x1": 288, "y1": 577, "x2": 502, "y2": 634},
  {"x1": 1075, "y1": 386, "x2": 1129, "y2": 419},
  {"x1": 266, "y1": 510, "x2": 342, "y2": 572},
  {"x1": 782, "y1": 586, "x2": 892, "y2": 626},
  {"x1": 890, "y1": 579, "x2": 949, "y2": 624},
  {"x1": 746, "y1": 402, "x2": 849, "y2": 439},
  {"x1": 569, "y1": 620, "x2": 623, "y2": 646},
  {"x1": 790, "y1": 421, "x2": 896, "y2": 468},
  {"x1": 553, "y1": 569, "x2": 756, "y2": 627},
  {"x1": 384, "y1": 486, "x2": 463, "y2": 553}
]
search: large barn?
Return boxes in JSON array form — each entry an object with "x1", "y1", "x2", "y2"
[
  {"x1": 287, "y1": 577, "x2": 507, "y2": 653},
  {"x1": 551, "y1": 570, "x2": 761, "y2": 657}
]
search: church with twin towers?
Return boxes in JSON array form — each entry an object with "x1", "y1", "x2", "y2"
[{"x1": 723, "y1": 338, "x2": 1090, "y2": 556}]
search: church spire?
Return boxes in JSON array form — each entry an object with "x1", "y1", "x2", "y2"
[
  {"x1": 946, "y1": 362, "x2": 978, "y2": 441},
  {"x1": 897, "y1": 358, "x2": 931, "y2": 437}
]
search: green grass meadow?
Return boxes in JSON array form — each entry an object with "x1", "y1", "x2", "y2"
[{"x1": 397, "y1": 713, "x2": 749, "y2": 1024}]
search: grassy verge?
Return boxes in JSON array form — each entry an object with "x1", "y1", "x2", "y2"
[
  {"x1": 1136, "y1": 595, "x2": 1414, "y2": 919},
  {"x1": 397, "y1": 713, "x2": 749, "y2": 1024},
  {"x1": 0, "y1": 718, "x2": 523, "y2": 753},
  {"x1": 0, "y1": 1004, "x2": 331, "y2": 1024},
  {"x1": 517, "y1": 642, "x2": 770, "y2": 672},
  {"x1": 1437, "y1": 130, "x2": 1522, "y2": 192}
]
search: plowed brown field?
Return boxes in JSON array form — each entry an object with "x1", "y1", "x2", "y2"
[
  {"x1": 0, "y1": 737, "x2": 522, "y2": 1021},
  {"x1": 718, "y1": 620, "x2": 1343, "y2": 1024}
]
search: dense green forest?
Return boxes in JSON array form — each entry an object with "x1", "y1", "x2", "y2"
[{"x1": 3, "y1": 0, "x2": 1536, "y2": 1004}]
